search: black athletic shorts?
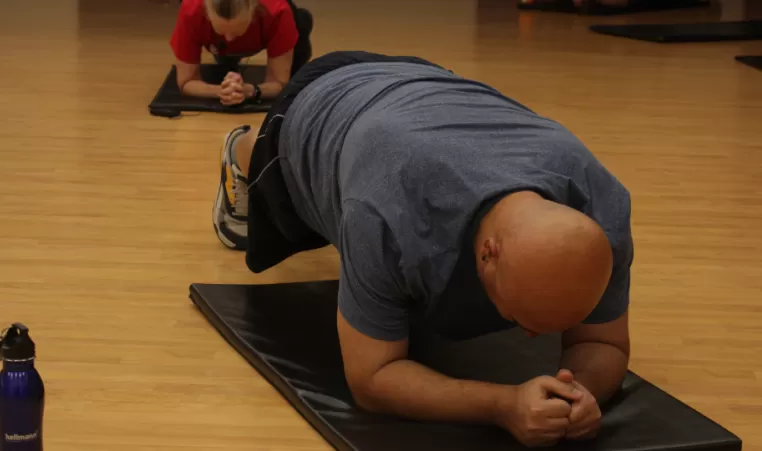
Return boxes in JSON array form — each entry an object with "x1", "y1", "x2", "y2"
[{"x1": 245, "y1": 51, "x2": 443, "y2": 273}]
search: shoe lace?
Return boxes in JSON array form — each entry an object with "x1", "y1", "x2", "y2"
[{"x1": 232, "y1": 178, "x2": 249, "y2": 217}]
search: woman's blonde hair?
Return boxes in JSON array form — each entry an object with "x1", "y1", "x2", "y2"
[{"x1": 206, "y1": 0, "x2": 258, "y2": 19}]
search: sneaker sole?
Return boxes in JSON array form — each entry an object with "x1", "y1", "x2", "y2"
[
  {"x1": 213, "y1": 179, "x2": 247, "y2": 250},
  {"x1": 213, "y1": 126, "x2": 249, "y2": 251}
]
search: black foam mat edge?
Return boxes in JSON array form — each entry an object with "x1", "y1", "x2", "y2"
[
  {"x1": 148, "y1": 64, "x2": 274, "y2": 117},
  {"x1": 517, "y1": 0, "x2": 709, "y2": 15},
  {"x1": 736, "y1": 55, "x2": 762, "y2": 71},
  {"x1": 589, "y1": 20, "x2": 762, "y2": 43},
  {"x1": 188, "y1": 283, "x2": 355, "y2": 451}
]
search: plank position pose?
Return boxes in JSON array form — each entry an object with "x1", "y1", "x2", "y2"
[
  {"x1": 212, "y1": 51, "x2": 634, "y2": 447},
  {"x1": 169, "y1": 0, "x2": 313, "y2": 105}
]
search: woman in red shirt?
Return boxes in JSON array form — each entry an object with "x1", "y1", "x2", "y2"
[{"x1": 170, "y1": 0, "x2": 313, "y2": 105}]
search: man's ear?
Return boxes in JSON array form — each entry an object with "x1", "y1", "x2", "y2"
[
  {"x1": 489, "y1": 237, "x2": 501, "y2": 259},
  {"x1": 481, "y1": 237, "x2": 500, "y2": 262}
]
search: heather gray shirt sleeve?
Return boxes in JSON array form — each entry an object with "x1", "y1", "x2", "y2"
[
  {"x1": 584, "y1": 211, "x2": 634, "y2": 324},
  {"x1": 337, "y1": 200, "x2": 411, "y2": 341}
]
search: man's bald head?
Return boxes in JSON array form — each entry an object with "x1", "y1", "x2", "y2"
[{"x1": 475, "y1": 191, "x2": 613, "y2": 335}]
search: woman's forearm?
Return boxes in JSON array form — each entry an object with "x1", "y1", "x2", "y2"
[
  {"x1": 181, "y1": 79, "x2": 222, "y2": 99},
  {"x1": 246, "y1": 81, "x2": 285, "y2": 100}
]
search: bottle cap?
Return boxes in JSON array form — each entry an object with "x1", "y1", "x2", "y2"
[{"x1": 0, "y1": 323, "x2": 36, "y2": 361}]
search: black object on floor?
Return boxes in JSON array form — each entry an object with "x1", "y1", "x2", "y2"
[
  {"x1": 590, "y1": 20, "x2": 762, "y2": 43},
  {"x1": 148, "y1": 64, "x2": 273, "y2": 117},
  {"x1": 517, "y1": 0, "x2": 709, "y2": 16},
  {"x1": 736, "y1": 55, "x2": 762, "y2": 71},
  {"x1": 189, "y1": 281, "x2": 743, "y2": 451}
]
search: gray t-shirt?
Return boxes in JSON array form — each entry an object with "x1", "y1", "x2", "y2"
[{"x1": 279, "y1": 62, "x2": 633, "y2": 342}]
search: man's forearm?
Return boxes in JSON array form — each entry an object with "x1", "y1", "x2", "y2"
[
  {"x1": 181, "y1": 79, "x2": 221, "y2": 99},
  {"x1": 559, "y1": 342, "x2": 629, "y2": 403},
  {"x1": 359, "y1": 359, "x2": 511, "y2": 425}
]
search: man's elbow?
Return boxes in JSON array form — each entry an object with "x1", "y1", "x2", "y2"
[
  {"x1": 354, "y1": 395, "x2": 382, "y2": 413},
  {"x1": 346, "y1": 368, "x2": 401, "y2": 414},
  {"x1": 348, "y1": 381, "x2": 385, "y2": 413},
  {"x1": 616, "y1": 338, "x2": 631, "y2": 366}
]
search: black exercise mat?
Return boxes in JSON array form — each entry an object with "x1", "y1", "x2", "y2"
[
  {"x1": 148, "y1": 64, "x2": 273, "y2": 117},
  {"x1": 517, "y1": 0, "x2": 709, "y2": 16},
  {"x1": 590, "y1": 20, "x2": 762, "y2": 43},
  {"x1": 188, "y1": 281, "x2": 743, "y2": 451},
  {"x1": 736, "y1": 55, "x2": 762, "y2": 71}
]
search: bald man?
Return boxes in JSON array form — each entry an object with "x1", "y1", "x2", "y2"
[{"x1": 212, "y1": 51, "x2": 634, "y2": 447}]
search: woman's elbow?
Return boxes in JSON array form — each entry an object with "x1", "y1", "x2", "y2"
[
  {"x1": 177, "y1": 76, "x2": 193, "y2": 94},
  {"x1": 175, "y1": 66, "x2": 200, "y2": 94},
  {"x1": 270, "y1": 79, "x2": 288, "y2": 95}
]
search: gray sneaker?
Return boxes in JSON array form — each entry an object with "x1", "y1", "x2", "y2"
[{"x1": 213, "y1": 125, "x2": 250, "y2": 250}]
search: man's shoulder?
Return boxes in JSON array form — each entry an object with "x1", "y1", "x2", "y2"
[
  {"x1": 589, "y1": 175, "x2": 632, "y2": 257},
  {"x1": 337, "y1": 199, "x2": 412, "y2": 341},
  {"x1": 582, "y1": 194, "x2": 634, "y2": 325},
  {"x1": 340, "y1": 199, "x2": 395, "y2": 244},
  {"x1": 339, "y1": 199, "x2": 407, "y2": 281}
]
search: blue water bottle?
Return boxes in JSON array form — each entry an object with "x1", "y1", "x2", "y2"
[{"x1": 0, "y1": 324, "x2": 44, "y2": 451}]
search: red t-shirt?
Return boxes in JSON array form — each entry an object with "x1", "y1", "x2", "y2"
[{"x1": 170, "y1": 0, "x2": 299, "y2": 64}]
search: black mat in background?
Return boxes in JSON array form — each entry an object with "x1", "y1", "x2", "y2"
[
  {"x1": 517, "y1": 0, "x2": 709, "y2": 16},
  {"x1": 148, "y1": 64, "x2": 273, "y2": 117},
  {"x1": 736, "y1": 55, "x2": 762, "y2": 71},
  {"x1": 189, "y1": 281, "x2": 743, "y2": 451},
  {"x1": 590, "y1": 20, "x2": 762, "y2": 42}
]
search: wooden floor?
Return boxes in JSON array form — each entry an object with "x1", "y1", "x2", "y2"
[{"x1": 1, "y1": 0, "x2": 761, "y2": 449}]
